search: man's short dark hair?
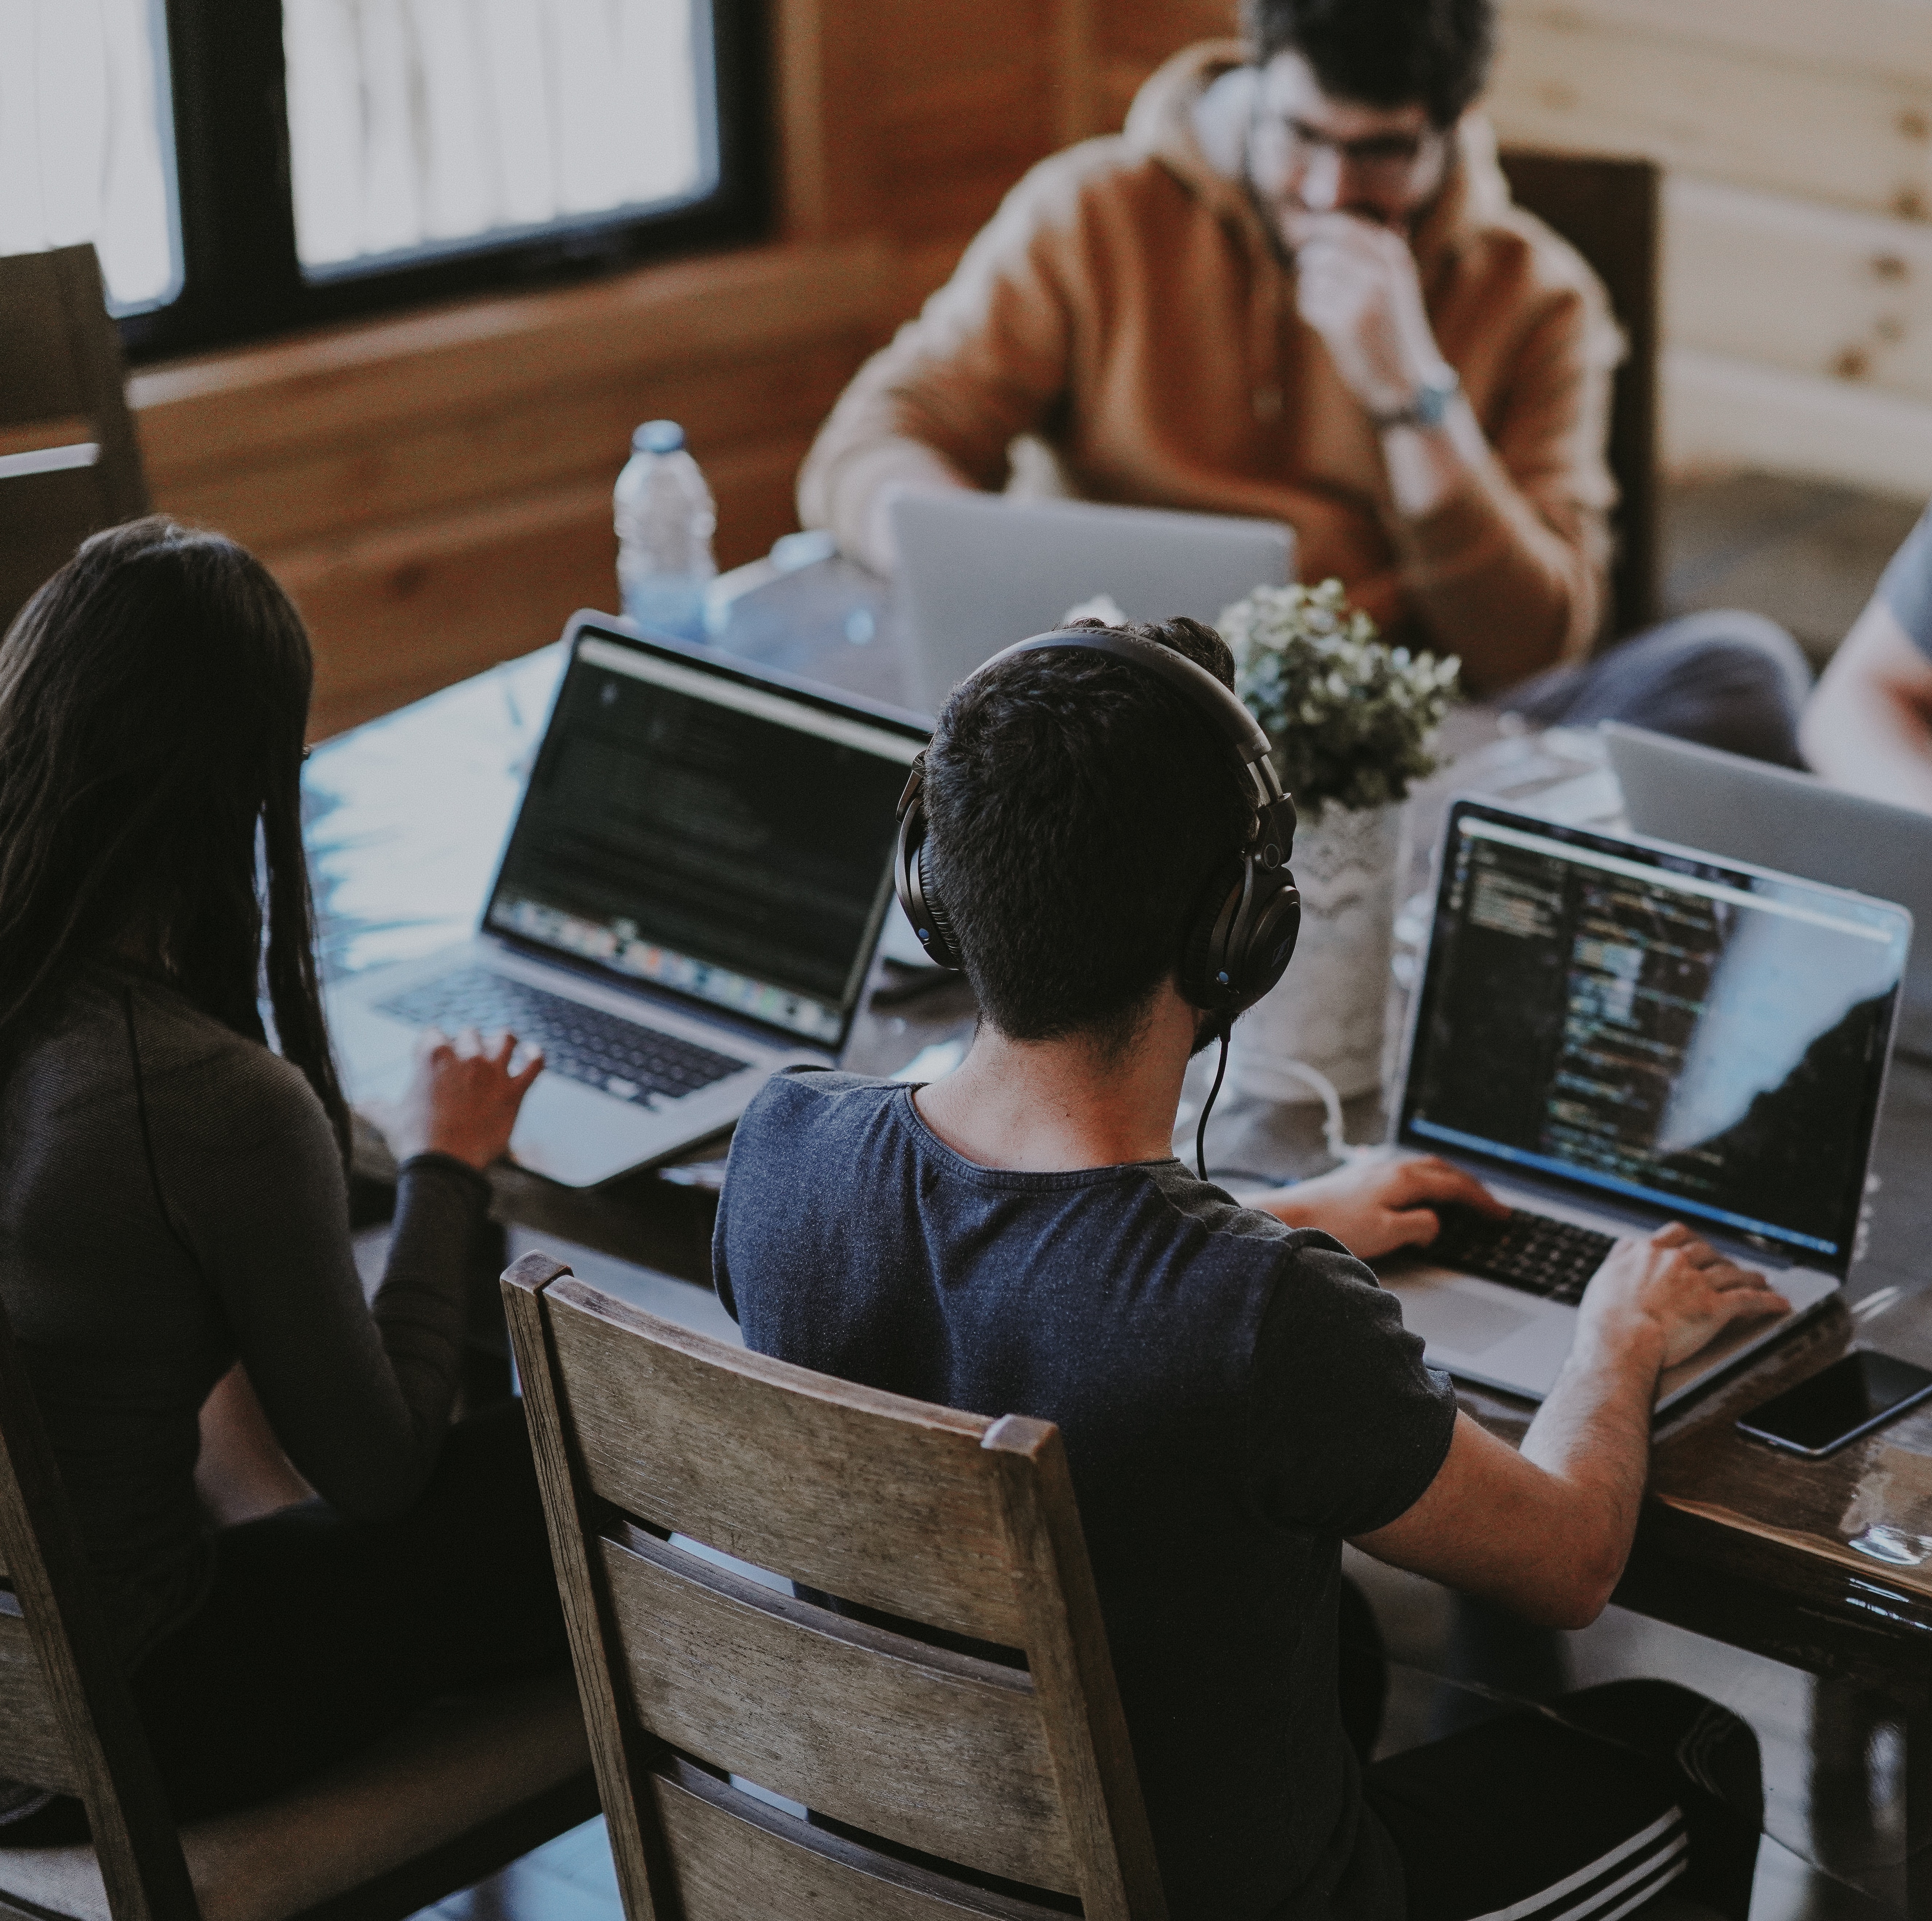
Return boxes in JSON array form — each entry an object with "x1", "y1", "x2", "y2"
[
  {"x1": 922, "y1": 618, "x2": 1254, "y2": 1052},
  {"x1": 1243, "y1": 0, "x2": 1496, "y2": 127}
]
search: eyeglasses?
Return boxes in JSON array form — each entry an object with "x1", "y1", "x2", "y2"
[{"x1": 1247, "y1": 111, "x2": 1442, "y2": 191}]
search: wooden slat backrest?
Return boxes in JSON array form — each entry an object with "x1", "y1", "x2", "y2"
[
  {"x1": 644, "y1": 1755, "x2": 1083, "y2": 1921},
  {"x1": 504, "y1": 1254, "x2": 1168, "y2": 1921},
  {"x1": 540, "y1": 1273, "x2": 1023, "y2": 1642},
  {"x1": 0, "y1": 1605, "x2": 82, "y2": 1794},
  {"x1": 594, "y1": 1522, "x2": 1074, "y2": 1890},
  {"x1": 0, "y1": 243, "x2": 151, "y2": 636},
  {"x1": 1496, "y1": 149, "x2": 1662, "y2": 645},
  {"x1": 0, "y1": 1292, "x2": 197, "y2": 1919}
]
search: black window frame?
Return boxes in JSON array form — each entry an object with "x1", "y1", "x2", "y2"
[{"x1": 120, "y1": 0, "x2": 769, "y2": 364}]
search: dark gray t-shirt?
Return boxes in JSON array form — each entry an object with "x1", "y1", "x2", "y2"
[
  {"x1": 1880, "y1": 502, "x2": 1932, "y2": 656},
  {"x1": 713, "y1": 1069, "x2": 1458, "y2": 1921}
]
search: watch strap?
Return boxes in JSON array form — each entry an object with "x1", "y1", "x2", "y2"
[{"x1": 1370, "y1": 366, "x2": 1461, "y2": 432}]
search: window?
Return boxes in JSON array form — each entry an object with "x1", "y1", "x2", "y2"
[
  {"x1": 0, "y1": 0, "x2": 182, "y2": 314},
  {"x1": 0, "y1": 0, "x2": 766, "y2": 360}
]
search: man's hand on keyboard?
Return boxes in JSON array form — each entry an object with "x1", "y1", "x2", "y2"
[
  {"x1": 1259, "y1": 1154, "x2": 1510, "y2": 1261},
  {"x1": 1579, "y1": 1222, "x2": 1791, "y2": 1371},
  {"x1": 386, "y1": 1026, "x2": 546, "y2": 1171}
]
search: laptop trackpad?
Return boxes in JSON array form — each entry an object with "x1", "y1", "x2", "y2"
[{"x1": 1398, "y1": 1285, "x2": 1536, "y2": 1357}]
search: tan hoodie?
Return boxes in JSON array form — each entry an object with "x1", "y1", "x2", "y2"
[{"x1": 798, "y1": 43, "x2": 1622, "y2": 691}]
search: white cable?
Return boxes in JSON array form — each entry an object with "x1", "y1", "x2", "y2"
[{"x1": 1270, "y1": 1058, "x2": 1378, "y2": 1166}]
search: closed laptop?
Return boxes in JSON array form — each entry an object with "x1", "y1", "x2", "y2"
[{"x1": 1606, "y1": 720, "x2": 1932, "y2": 1059}]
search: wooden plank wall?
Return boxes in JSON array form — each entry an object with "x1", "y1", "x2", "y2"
[
  {"x1": 131, "y1": 0, "x2": 1081, "y2": 737},
  {"x1": 127, "y1": 0, "x2": 1928, "y2": 736},
  {"x1": 135, "y1": 244, "x2": 889, "y2": 735},
  {"x1": 1065, "y1": 0, "x2": 1932, "y2": 499},
  {"x1": 1486, "y1": 0, "x2": 1932, "y2": 497}
]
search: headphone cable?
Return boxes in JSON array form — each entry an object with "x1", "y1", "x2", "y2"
[
  {"x1": 1192, "y1": 1038, "x2": 1377, "y2": 1188},
  {"x1": 1196, "y1": 1022, "x2": 1231, "y2": 1182}
]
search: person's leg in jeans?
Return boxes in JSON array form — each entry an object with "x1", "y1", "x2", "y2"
[
  {"x1": 1504, "y1": 610, "x2": 1814, "y2": 767},
  {"x1": 127, "y1": 1401, "x2": 568, "y2": 1823},
  {"x1": 1362, "y1": 1679, "x2": 1762, "y2": 1920}
]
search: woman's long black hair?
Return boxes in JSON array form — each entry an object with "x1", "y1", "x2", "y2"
[{"x1": 0, "y1": 517, "x2": 351, "y2": 1162}]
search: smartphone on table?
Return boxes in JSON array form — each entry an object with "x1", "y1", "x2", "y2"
[{"x1": 1735, "y1": 1351, "x2": 1932, "y2": 1460}]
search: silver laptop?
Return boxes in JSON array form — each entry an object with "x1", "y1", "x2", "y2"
[
  {"x1": 1376, "y1": 799, "x2": 1912, "y2": 1413},
  {"x1": 1605, "y1": 721, "x2": 1932, "y2": 1060},
  {"x1": 327, "y1": 613, "x2": 927, "y2": 1187},
  {"x1": 892, "y1": 492, "x2": 1294, "y2": 717}
]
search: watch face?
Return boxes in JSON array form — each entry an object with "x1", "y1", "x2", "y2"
[
  {"x1": 1372, "y1": 370, "x2": 1458, "y2": 432},
  {"x1": 1414, "y1": 375, "x2": 1456, "y2": 428}
]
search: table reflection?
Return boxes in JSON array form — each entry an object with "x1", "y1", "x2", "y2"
[{"x1": 305, "y1": 644, "x2": 565, "y2": 983}]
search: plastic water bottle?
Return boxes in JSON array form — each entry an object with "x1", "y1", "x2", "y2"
[{"x1": 614, "y1": 420, "x2": 716, "y2": 641}]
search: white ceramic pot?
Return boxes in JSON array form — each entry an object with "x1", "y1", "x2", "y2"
[{"x1": 1228, "y1": 799, "x2": 1405, "y2": 1104}]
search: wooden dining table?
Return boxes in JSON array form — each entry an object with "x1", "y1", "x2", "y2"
[{"x1": 306, "y1": 562, "x2": 1932, "y2": 1914}]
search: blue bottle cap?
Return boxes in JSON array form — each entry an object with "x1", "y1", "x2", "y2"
[{"x1": 634, "y1": 419, "x2": 685, "y2": 454}]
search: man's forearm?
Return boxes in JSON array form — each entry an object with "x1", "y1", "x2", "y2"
[
  {"x1": 1516, "y1": 1319, "x2": 1665, "y2": 1609},
  {"x1": 800, "y1": 433, "x2": 973, "y2": 577},
  {"x1": 1801, "y1": 605, "x2": 1932, "y2": 811},
  {"x1": 1380, "y1": 396, "x2": 1491, "y2": 524},
  {"x1": 1805, "y1": 693, "x2": 1932, "y2": 812},
  {"x1": 1380, "y1": 403, "x2": 1601, "y2": 690}
]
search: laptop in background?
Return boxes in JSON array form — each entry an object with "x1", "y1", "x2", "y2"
[
  {"x1": 1605, "y1": 721, "x2": 1932, "y2": 1059},
  {"x1": 327, "y1": 614, "x2": 927, "y2": 1188},
  {"x1": 892, "y1": 492, "x2": 1294, "y2": 718},
  {"x1": 1376, "y1": 800, "x2": 1911, "y2": 1413}
]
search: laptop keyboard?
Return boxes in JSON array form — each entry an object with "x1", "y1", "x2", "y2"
[
  {"x1": 1431, "y1": 1205, "x2": 1619, "y2": 1306},
  {"x1": 375, "y1": 969, "x2": 748, "y2": 1108}
]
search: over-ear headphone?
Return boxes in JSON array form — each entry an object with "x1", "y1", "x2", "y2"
[{"x1": 893, "y1": 626, "x2": 1302, "y2": 1022}]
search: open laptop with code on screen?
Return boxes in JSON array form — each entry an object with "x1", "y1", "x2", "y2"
[
  {"x1": 1376, "y1": 800, "x2": 1912, "y2": 1413},
  {"x1": 327, "y1": 613, "x2": 928, "y2": 1187}
]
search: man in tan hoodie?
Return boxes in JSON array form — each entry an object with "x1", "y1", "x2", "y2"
[{"x1": 800, "y1": 0, "x2": 1810, "y2": 753}]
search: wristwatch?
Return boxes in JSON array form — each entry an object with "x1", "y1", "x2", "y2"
[{"x1": 1371, "y1": 366, "x2": 1461, "y2": 433}]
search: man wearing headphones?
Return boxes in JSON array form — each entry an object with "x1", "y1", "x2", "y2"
[{"x1": 714, "y1": 620, "x2": 1777, "y2": 1919}]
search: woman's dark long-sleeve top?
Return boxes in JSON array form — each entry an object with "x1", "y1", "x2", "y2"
[{"x1": 0, "y1": 961, "x2": 485, "y2": 1663}]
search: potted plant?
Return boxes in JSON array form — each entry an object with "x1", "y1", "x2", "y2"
[{"x1": 1219, "y1": 579, "x2": 1459, "y2": 1103}]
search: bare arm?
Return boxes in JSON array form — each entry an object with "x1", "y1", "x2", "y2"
[
  {"x1": 196, "y1": 1363, "x2": 313, "y2": 1527},
  {"x1": 1801, "y1": 600, "x2": 1932, "y2": 812},
  {"x1": 1350, "y1": 1224, "x2": 1789, "y2": 1627}
]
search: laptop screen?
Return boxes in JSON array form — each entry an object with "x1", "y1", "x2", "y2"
[
  {"x1": 483, "y1": 626, "x2": 925, "y2": 1048},
  {"x1": 1398, "y1": 803, "x2": 1912, "y2": 1269}
]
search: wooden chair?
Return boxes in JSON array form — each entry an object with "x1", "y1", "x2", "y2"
[
  {"x1": 0, "y1": 244, "x2": 151, "y2": 636},
  {"x1": 0, "y1": 1284, "x2": 598, "y2": 1921},
  {"x1": 502, "y1": 1250, "x2": 1168, "y2": 1920},
  {"x1": 1498, "y1": 150, "x2": 1663, "y2": 646}
]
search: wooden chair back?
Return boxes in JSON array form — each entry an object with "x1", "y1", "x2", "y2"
[
  {"x1": 0, "y1": 1293, "x2": 199, "y2": 1921},
  {"x1": 0, "y1": 244, "x2": 151, "y2": 636},
  {"x1": 503, "y1": 1252, "x2": 1169, "y2": 1921},
  {"x1": 1498, "y1": 149, "x2": 1663, "y2": 645},
  {"x1": 0, "y1": 1278, "x2": 600, "y2": 1921}
]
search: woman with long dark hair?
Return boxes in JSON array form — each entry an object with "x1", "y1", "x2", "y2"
[{"x1": 0, "y1": 518, "x2": 564, "y2": 1828}]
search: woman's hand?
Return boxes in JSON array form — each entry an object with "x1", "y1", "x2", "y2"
[
  {"x1": 384, "y1": 1027, "x2": 544, "y2": 1171},
  {"x1": 1257, "y1": 1152, "x2": 1510, "y2": 1261}
]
